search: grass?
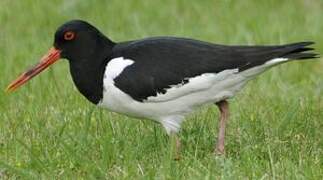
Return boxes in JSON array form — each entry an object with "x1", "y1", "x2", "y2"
[{"x1": 0, "y1": 0, "x2": 322, "y2": 179}]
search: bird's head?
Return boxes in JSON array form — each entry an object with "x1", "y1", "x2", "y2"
[
  {"x1": 6, "y1": 20, "x2": 113, "y2": 92},
  {"x1": 54, "y1": 20, "x2": 111, "y2": 60}
]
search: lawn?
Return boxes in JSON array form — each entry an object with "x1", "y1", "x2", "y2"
[{"x1": 0, "y1": 0, "x2": 322, "y2": 179}]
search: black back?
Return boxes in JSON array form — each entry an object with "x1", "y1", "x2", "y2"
[{"x1": 112, "y1": 37, "x2": 316, "y2": 101}]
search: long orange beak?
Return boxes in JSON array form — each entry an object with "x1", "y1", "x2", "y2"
[{"x1": 6, "y1": 47, "x2": 61, "y2": 93}]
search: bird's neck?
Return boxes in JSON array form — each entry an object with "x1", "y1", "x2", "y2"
[{"x1": 68, "y1": 39, "x2": 115, "y2": 104}]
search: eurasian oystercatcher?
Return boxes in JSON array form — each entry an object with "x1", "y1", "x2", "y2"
[{"x1": 6, "y1": 20, "x2": 318, "y2": 156}]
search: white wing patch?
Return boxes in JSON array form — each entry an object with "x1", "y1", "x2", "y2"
[{"x1": 104, "y1": 57, "x2": 134, "y2": 84}]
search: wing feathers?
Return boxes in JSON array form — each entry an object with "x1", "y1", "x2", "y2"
[{"x1": 112, "y1": 37, "x2": 318, "y2": 101}]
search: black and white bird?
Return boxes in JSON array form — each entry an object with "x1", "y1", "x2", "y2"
[{"x1": 7, "y1": 20, "x2": 318, "y2": 156}]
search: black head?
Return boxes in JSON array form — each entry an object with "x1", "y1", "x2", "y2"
[
  {"x1": 54, "y1": 20, "x2": 115, "y2": 61},
  {"x1": 7, "y1": 20, "x2": 115, "y2": 104}
]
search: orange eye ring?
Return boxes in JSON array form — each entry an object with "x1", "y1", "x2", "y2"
[{"x1": 64, "y1": 31, "x2": 75, "y2": 40}]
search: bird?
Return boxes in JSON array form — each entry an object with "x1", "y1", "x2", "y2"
[{"x1": 6, "y1": 20, "x2": 318, "y2": 157}]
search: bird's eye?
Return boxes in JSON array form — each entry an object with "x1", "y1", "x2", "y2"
[{"x1": 64, "y1": 31, "x2": 75, "y2": 41}]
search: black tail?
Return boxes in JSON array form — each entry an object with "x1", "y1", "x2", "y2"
[
  {"x1": 234, "y1": 41, "x2": 319, "y2": 71},
  {"x1": 280, "y1": 42, "x2": 319, "y2": 60}
]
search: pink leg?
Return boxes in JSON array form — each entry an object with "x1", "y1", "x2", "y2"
[
  {"x1": 215, "y1": 100, "x2": 229, "y2": 155},
  {"x1": 169, "y1": 134, "x2": 181, "y2": 161},
  {"x1": 174, "y1": 135, "x2": 181, "y2": 161}
]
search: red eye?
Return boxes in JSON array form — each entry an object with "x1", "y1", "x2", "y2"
[{"x1": 64, "y1": 31, "x2": 75, "y2": 40}]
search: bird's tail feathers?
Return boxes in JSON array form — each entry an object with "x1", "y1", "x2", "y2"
[{"x1": 280, "y1": 42, "x2": 319, "y2": 60}]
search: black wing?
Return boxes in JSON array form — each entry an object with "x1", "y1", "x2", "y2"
[{"x1": 111, "y1": 37, "x2": 316, "y2": 102}]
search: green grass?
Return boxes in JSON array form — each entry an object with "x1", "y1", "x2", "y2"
[{"x1": 0, "y1": 0, "x2": 322, "y2": 179}]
